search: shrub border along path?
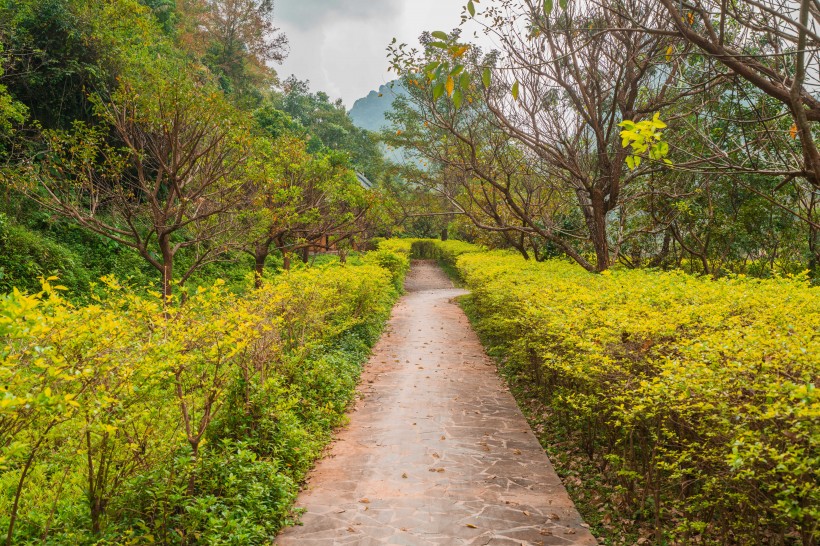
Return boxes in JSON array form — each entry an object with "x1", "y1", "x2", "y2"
[{"x1": 384, "y1": 239, "x2": 819, "y2": 546}]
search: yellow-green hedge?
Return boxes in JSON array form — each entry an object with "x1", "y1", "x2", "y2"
[
  {"x1": 454, "y1": 251, "x2": 818, "y2": 544},
  {"x1": 378, "y1": 238, "x2": 483, "y2": 263},
  {"x1": 0, "y1": 252, "x2": 404, "y2": 543}
]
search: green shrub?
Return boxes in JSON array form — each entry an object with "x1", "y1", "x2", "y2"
[
  {"x1": 114, "y1": 441, "x2": 297, "y2": 545},
  {"x1": 410, "y1": 239, "x2": 440, "y2": 259},
  {"x1": 363, "y1": 248, "x2": 410, "y2": 289},
  {"x1": 0, "y1": 214, "x2": 91, "y2": 295}
]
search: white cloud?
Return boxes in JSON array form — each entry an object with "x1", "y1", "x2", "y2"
[
  {"x1": 276, "y1": 0, "x2": 403, "y2": 30},
  {"x1": 273, "y1": 0, "x2": 476, "y2": 107}
]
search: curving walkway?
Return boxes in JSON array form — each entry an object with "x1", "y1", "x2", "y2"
[{"x1": 276, "y1": 261, "x2": 597, "y2": 546}]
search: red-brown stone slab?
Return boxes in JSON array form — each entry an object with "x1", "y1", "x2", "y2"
[{"x1": 275, "y1": 261, "x2": 597, "y2": 546}]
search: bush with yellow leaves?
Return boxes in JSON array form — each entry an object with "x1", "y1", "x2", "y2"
[
  {"x1": 0, "y1": 255, "x2": 402, "y2": 544},
  {"x1": 452, "y1": 250, "x2": 818, "y2": 544}
]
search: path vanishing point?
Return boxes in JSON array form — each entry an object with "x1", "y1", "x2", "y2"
[{"x1": 276, "y1": 261, "x2": 598, "y2": 546}]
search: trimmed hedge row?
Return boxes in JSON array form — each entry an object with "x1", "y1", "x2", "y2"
[{"x1": 384, "y1": 239, "x2": 819, "y2": 545}]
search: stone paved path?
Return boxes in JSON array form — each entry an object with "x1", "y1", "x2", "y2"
[{"x1": 275, "y1": 261, "x2": 597, "y2": 546}]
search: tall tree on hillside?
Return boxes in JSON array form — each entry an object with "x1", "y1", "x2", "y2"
[
  {"x1": 276, "y1": 77, "x2": 385, "y2": 181},
  {"x1": 178, "y1": 0, "x2": 288, "y2": 101}
]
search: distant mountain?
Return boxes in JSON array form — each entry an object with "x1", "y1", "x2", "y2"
[
  {"x1": 348, "y1": 80, "x2": 408, "y2": 133},
  {"x1": 349, "y1": 80, "x2": 423, "y2": 168}
]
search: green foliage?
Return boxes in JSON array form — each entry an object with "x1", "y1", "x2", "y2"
[
  {"x1": 0, "y1": 214, "x2": 91, "y2": 295},
  {"x1": 619, "y1": 113, "x2": 672, "y2": 169},
  {"x1": 363, "y1": 248, "x2": 410, "y2": 290},
  {"x1": 410, "y1": 32, "x2": 476, "y2": 109},
  {"x1": 0, "y1": 0, "x2": 106, "y2": 130},
  {"x1": 274, "y1": 78, "x2": 385, "y2": 181},
  {"x1": 117, "y1": 442, "x2": 297, "y2": 545},
  {"x1": 0, "y1": 44, "x2": 27, "y2": 147}
]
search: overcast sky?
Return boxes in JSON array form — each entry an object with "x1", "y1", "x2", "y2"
[{"x1": 273, "y1": 0, "x2": 478, "y2": 108}]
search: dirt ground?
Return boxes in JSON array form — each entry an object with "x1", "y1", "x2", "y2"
[{"x1": 275, "y1": 261, "x2": 597, "y2": 546}]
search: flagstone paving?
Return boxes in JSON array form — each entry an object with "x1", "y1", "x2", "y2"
[{"x1": 275, "y1": 260, "x2": 597, "y2": 546}]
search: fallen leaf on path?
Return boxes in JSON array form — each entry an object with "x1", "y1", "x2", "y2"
[{"x1": 465, "y1": 523, "x2": 478, "y2": 529}]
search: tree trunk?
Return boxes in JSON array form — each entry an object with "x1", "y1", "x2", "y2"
[
  {"x1": 187, "y1": 440, "x2": 199, "y2": 497},
  {"x1": 282, "y1": 251, "x2": 291, "y2": 271},
  {"x1": 649, "y1": 230, "x2": 672, "y2": 268},
  {"x1": 300, "y1": 246, "x2": 309, "y2": 263},
  {"x1": 159, "y1": 236, "x2": 174, "y2": 300},
  {"x1": 588, "y1": 189, "x2": 611, "y2": 272},
  {"x1": 254, "y1": 243, "x2": 269, "y2": 288}
]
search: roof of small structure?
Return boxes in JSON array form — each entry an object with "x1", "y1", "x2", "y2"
[{"x1": 356, "y1": 172, "x2": 374, "y2": 189}]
